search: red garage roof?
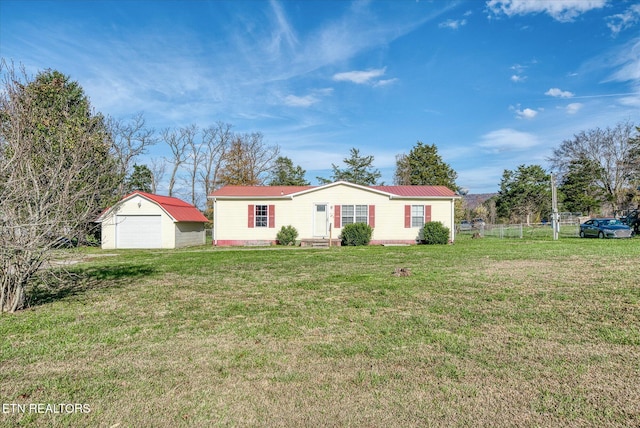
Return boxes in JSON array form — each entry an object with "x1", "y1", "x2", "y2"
[
  {"x1": 209, "y1": 181, "x2": 457, "y2": 198},
  {"x1": 98, "y1": 191, "x2": 209, "y2": 223},
  {"x1": 131, "y1": 192, "x2": 209, "y2": 222}
]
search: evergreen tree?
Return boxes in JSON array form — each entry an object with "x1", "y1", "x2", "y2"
[
  {"x1": 394, "y1": 142, "x2": 458, "y2": 191},
  {"x1": 558, "y1": 158, "x2": 603, "y2": 215},
  {"x1": 495, "y1": 164, "x2": 550, "y2": 223},
  {"x1": 268, "y1": 156, "x2": 309, "y2": 186},
  {"x1": 125, "y1": 164, "x2": 154, "y2": 193},
  {"x1": 318, "y1": 148, "x2": 381, "y2": 185}
]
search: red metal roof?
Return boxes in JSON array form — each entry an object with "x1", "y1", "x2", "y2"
[
  {"x1": 371, "y1": 185, "x2": 457, "y2": 197},
  {"x1": 209, "y1": 182, "x2": 457, "y2": 198},
  {"x1": 210, "y1": 185, "x2": 315, "y2": 197},
  {"x1": 122, "y1": 191, "x2": 209, "y2": 222}
]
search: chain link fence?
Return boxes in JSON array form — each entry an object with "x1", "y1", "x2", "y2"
[{"x1": 457, "y1": 221, "x2": 581, "y2": 239}]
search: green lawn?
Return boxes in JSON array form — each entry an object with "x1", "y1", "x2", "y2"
[{"x1": 1, "y1": 237, "x2": 639, "y2": 427}]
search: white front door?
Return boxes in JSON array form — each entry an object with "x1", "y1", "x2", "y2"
[{"x1": 314, "y1": 204, "x2": 328, "y2": 237}]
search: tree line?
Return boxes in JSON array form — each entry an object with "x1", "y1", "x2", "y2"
[
  {"x1": 480, "y1": 122, "x2": 640, "y2": 225},
  {"x1": 115, "y1": 123, "x2": 460, "y2": 210},
  {"x1": 1, "y1": 64, "x2": 639, "y2": 312}
]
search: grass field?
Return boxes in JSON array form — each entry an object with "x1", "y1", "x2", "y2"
[{"x1": 1, "y1": 237, "x2": 639, "y2": 427}]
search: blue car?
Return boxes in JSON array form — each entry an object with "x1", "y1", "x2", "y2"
[{"x1": 579, "y1": 218, "x2": 633, "y2": 239}]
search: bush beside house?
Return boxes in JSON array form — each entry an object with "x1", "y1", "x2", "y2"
[
  {"x1": 276, "y1": 225, "x2": 299, "y2": 246},
  {"x1": 340, "y1": 223, "x2": 373, "y2": 246},
  {"x1": 422, "y1": 221, "x2": 450, "y2": 245}
]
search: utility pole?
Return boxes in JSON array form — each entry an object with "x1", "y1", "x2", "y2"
[{"x1": 551, "y1": 173, "x2": 559, "y2": 240}]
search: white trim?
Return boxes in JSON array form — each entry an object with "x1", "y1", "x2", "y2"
[{"x1": 213, "y1": 198, "x2": 217, "y2": 246}]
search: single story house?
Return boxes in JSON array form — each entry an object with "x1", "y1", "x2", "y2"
[
  {"x1": 96, "y1": 191, "x2": 209, "y2": 249},
  {"x1": 208, "y1": 181, "x2": 459, "y2": 246}
]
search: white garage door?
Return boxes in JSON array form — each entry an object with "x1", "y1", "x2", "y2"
[{"x1": 116, "y1": 215, "x2": 162, "y2": 248}]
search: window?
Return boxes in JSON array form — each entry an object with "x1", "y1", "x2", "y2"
[
  {"x1": 411, "y1": 205, "x2": 424, "y2": 227},
  {"x1": 255, "y1": 205, "x2": 268, "y2": 227},
  {"x1": 341, "y1": 205, "x2": 368, "y2": 225},
  {"x1": 405, "y1": 204, "x2": 431, "y2": 228}
]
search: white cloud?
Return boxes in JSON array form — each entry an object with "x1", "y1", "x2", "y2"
[
  {"x1": 486, "y1": 0, "x2": 607, "y2": 23},
  {"x1": 545, "y1": 88, "x2": 575, "y2": 98},
  {"x1": 511, "y1": 106, "x2": 539, "y2": 119},
  {"x1": 478, "y1": 128, "x2": 540, "y2": 153},
  {"x1": 373, "y1": 78, "x2": 399, "y2": 87},
  {"x1": 617, "y1": 93, "x2": 640, "y2": 107},
  {"x1": 282, "y1": 88, "x2": 333, "y2": 108},
  {"x1": 297, "y1": 2, "x2": 454, "y2": 75},
  {"x1": 457, "y1": 166, "x2": 503, "y2": 193},
  {"x1": 510, "y1": 63, "x2": 528, "y2": 82},
  {"x1": 333, "y1": 68, "x2": 387, "y2": 84},
  {"x1": 284, "y1": 94, "x2": 319, "y2": 107},
  {"x1": 439, "y1": 19, "x2": 467, "y2": 30},
  {"x1": 607, "y1": 4, "x2": 640, "y2": 36},
  {"x1": 267, "y1": 0, "x2": 299, "y2": 55},
  {"x1": 565, "y1": 103, "x2": 583, "y2": 114},
  {"x1": 606, "y1": 39, "x2": 640, "y2": 83}
]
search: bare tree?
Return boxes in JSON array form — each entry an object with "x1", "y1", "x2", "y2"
[
  {"x1": 200, "y1": 121, "x2": 232, "y2": 196},
  {"x1": 108, "y1": 112, "x2": 156, "y2": 195},
  {"x1": 149, "y1": 157, "x2": 166, "y2": 194},
  {"x1": 0, "y1": 62, "x2": 120, "y2": 312},
  {"x1": 218, "y1": 132, "x2": 280, "y2": 185},
  {"x1": 549, "y1": 122, "x2": 638, "y2": 212},
  {"x1": 162, "y1": 127, "x2": 189, "y2": 197},
  {"x1": 182, "y1": 124, "x2": 203, "y2": 207}
]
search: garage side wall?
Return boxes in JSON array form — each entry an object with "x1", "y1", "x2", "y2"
[{"x1": 175, "y1": 222, "x2": 206, "y2": 248}]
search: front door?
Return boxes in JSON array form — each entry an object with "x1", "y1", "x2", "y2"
[{"x1": 314, "y1": 204, "x2": 328, "y2": 237}]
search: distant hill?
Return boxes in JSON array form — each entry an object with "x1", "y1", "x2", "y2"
[{"x1": 463, "y1": 193, "x2": 497, "y2": 210}]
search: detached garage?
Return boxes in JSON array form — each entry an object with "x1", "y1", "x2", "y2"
[{"x1": 97, "y1": 191, "x2": 209, "y2": 249}]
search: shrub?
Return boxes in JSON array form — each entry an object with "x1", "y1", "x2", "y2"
[
  {"x1": 340, "y1": 223, "x2": 373, "y2": 246},
  {"x1": 276, "y1": 225, "x2": 298, "y2": 246},
  {"x1": 422, "y1": 221, "x2": 450, "y2": 245}
]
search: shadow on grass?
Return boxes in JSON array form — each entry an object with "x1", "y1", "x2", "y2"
[{"x1": 27, "y1": 264, "x2": 156, "y2": 307}]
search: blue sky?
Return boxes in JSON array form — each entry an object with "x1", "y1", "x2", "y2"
[{"x1": 2, "y1": 0, "x2": 640, "y2": 194}]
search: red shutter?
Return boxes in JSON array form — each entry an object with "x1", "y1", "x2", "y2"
[
  {"x1": 404, "y1": 205, "x2": 411, "y2": 228},
  {"x1": 368, "y1": 205, "x2": 375, "y2": 228},
  {"x1": 248, "y1": 205, "x2": 255, "y2": 228},
  {"x1": 268, "y1": 205, "x2": 275, "y2": 228},
  {"x1": 334, "y1": 205, "x2": 341, "y2": 228},
  {"x1": 425, "y1": 205, "x2": 432, "y2": 223}
]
